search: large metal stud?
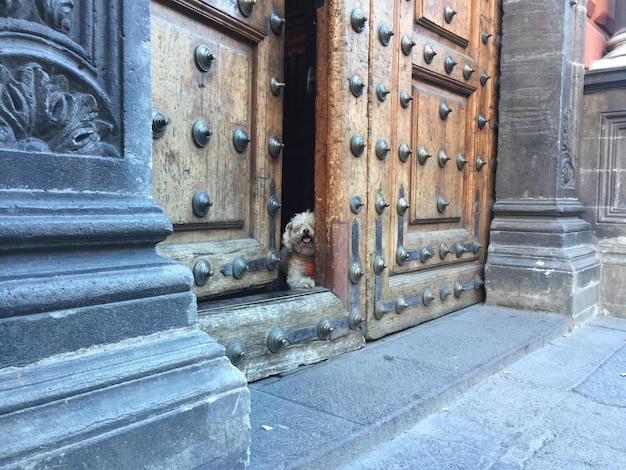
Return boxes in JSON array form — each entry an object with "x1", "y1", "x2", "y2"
[
  {"x1": 375, "y1": 139, "x2": 391, "y2": 160},
  {"x1": 472, "y1": 240, "x2": 483, "y2": 254},
  {"x1": 401, "y1": 35, "x2": 416, "y2": 56},
  {"x1": 423, "y1": 288, "x2": 435, "y2": 306},
  {"x1": 317, "y1": 318, "x2": 334, "y2": 340},
  {"x1": 398, "y1": 143, "x2": 412, "y2": 163},
  {"x1": 424, "y1": 44, "x2": 437, "y2": 64},
  {"x1": 192, "y1": 120, "x2": 213, "y2": 148},
  {"x1": 395, "y1": 296, "x2": 408, "y2": 314},
  {"x1": 396, "y1": 246, "x2": 410, "y2": 265},
  {"x1": 455, "y1": 243, "x2": 468, "y2": 257},
  {"x1": 474, "y1": 275, "x2": 485, "y2": 289},
  {"x1": 349, "y1": 263, "x2": 364, "y2": 284},
  {"x1": 350, "y1": 75, "x2": 365, "y2": 97},
  {"x1": 477, "y1": 114, "x2": 489, "y2": 129},
  {"x1": 270, "y1": 10, "x2": 286, "y2": 35},
  {"x1": 463, "y1": 64, "x2": 475, "y2": 80},
  {"x1": 193, "y1": 259, "x2": 213, "y2": 286},
  {"x1": 440, "y1": 284, "x2": 452, "y2": 301},
  {"x1": 480, "y1": 71, "x2": 491, "y2": 87},
  {"x1": 456, "y1": 153, "x2": 467, "y2": 170},
  {"x1": 194, "y1": 45, "x2": 215, "y2": 72},
  {"x1": 350, "y1": 134, "x2": 366, "y2": 157},
  {"x1": 350, "y1": 195, "x2": 364, "y2": 214},
  {"x1": 475, "y1": 155, "x2": 486, "y2": 171},
  {"x1": 444, "y1": 5, "x2": 457, "y2": 23},
  {"x1": 378, "y1": 24, "x2": 394, "y2": 46},
  {"x1": 481, "y1": 29, "x2": 493, "y2": 44},
  {"x1": 376, "y1": 84, "x2": 390, "y2": 102},
  {"x1": 268, "y1": 135, "x2": 284, "y2": 158},
  {"x1": 439, "y1": 242, "x2": 452, "y2": 259},
  {"x1": 397, "y1": 197, "x2": 410, "y2": 216},
  {"x1": 444, "y1": 56, "x2": 457, "y2": 74},
  {"x1": 270, "y1": 77, "x2": 286, "y2": 96},
  {"x1": 265, "y1": 249, "x2": 281, "y2": 271},
  {"x1": 226, "y1": 340, "x2": 246, "y2": 366},
  {"x1": 439, "y1": 102, "x2": 453, "y2": 120},
  {"x1": 349, "y1": 309, "x2": 365, "y2": 329},
  {"x1": 151, "y1": 108, "x2": 170, "y2": 139},
  {"x1": 192, "y1": 191, "x2": 213, "y2": 217},
  {"x1": 375, "y1": 301, "x2": 388, "y2": 320},
  {"x1": 437, "y1": 195, "x2": 449, "y2": 213},
  {"x1": 375, "y1": 196, "x2": 390, "y2": 214},
  {"x1": 438, "y1": 149, "x2": 451, "y2": 168},
  {"x1": 238, "y1": 0, "x2": 256, "y2": 17},
  {"x1": 373, "y1": 255, "x2": 387, "y2": 275},
  {"x1": 233, "y1": 128, "x2": 251, "y2": 153},
  {"x1": 267, "y1": 327, "x2": 289, "y2": 353},
  {"x1": 420, "y1": 246, "x2": 434, "y2": 263},
  {"x1": 454, "y1": 281, "x2": 466, "y2": 298},
  {"x1": 232, "y1": 257, "x2": 249, "y2": 280},
  {"x1": 351, "y1": 9, "x2": 367, "y2": 32},
  {"x1": 400, "y1": 91, "x2": 414, "y2": 108},
  {"x1": 417, "y1": 146, "x2": 432, "y2": 165},
  {"x1": 267, "y1": 195, "x2": 282, "y2": 217}
]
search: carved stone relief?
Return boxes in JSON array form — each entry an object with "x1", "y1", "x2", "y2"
[
  {"x1": 560, "y1": 108, "x2": 576, "y2": 190},
  {"x1": 0, "y1": 0, "x2": 122, "y2": 158}
]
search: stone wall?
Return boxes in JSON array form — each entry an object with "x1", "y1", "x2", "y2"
[
  {"x1": 580, "y1": 68, "x2": 626, "y2": 318},
  {"x1": 0, "y1": 1, "x2": 251, "y2": 467}
]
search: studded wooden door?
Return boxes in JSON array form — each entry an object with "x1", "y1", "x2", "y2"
[
  {"x1": 363, "y1": 0, "x2": 501, "y2": 338},
  {"x1": 150, "y1": 0, "x2": 365, "y2": 381},
  {"x1": 151, "y1": 0, "x2": 285, "y2": 299}
]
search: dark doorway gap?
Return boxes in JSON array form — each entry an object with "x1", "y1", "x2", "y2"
[{"x1": 280, "y1": 0, "x2": 317, "y2": 233}]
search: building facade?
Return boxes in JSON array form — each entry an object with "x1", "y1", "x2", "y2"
[{"x1": 0, "y1": 0, "x2": 620, "y2": 467}]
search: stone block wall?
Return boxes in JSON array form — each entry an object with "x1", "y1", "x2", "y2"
[{"x1": 580, "y1": 69, "x2": 626, "y2": 318}]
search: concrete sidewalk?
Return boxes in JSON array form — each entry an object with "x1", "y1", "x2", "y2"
[
  {"x1": 338, "y1": 315, "x2": 626, "y2": 470},
  {"x1": 249, "y1": 304, "x2": 583, "y2": 469}
]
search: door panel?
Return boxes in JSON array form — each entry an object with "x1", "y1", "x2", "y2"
[
  {"x1": 151, "y1": 0, "x2": 283, "y2": 299},
  {"x1": 416, "y1": 0, "x2": 471, "y2": 47},
  {"x1": 364, "y1": 0, "x2": 500, "y2": 339},
  {"x1": 151, "y1": 0, "x2": 366, "y2": 381}
]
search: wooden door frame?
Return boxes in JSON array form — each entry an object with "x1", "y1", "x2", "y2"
[{"x1": 314, "y1": 0, "x2": 370, "y2": 319}]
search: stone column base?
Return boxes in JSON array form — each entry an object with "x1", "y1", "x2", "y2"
[
  {"x1": 485, "y1": 200, "x2": 601, "y2": 329},
  {"x1": 0, "y1": 329, "x2": 250, "y2": 469}
]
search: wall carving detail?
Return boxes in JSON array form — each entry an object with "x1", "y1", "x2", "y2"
[
  {"x1": 0, "y1": 0, "x2": 75, "y2": 33},
  {"x1": 560, "y1": 108, "x2": 576, "y2": 190},
  {"x1": 0, "y1": 62, "x2": 120, "y2": 157}
]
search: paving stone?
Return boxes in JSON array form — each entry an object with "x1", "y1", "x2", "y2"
[
  {"x1": 249, "y1": 388, "x2": 361, "y2": 470},
  {"x1": 505, "y1": 323, "x2": 626, "y2": 389},
  {"x1": 574, "y1": 343, "x2": 626, "y2": 407},
  {"x1": 255, "y1": 348, "x2": 459, "y2": 425}
]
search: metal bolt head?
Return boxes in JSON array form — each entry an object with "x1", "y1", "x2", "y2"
[{"x1": 351, "y1": 9, "x2": 367, "y2": 33}]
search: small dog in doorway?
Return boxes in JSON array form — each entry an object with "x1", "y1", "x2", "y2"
[{"x1": 280, "y1": 210, "x2": 315, "y2": 289}]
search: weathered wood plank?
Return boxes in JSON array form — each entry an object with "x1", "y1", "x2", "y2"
[{"x1": 199, "y1": 289, "x2": 365, "y2": 382}]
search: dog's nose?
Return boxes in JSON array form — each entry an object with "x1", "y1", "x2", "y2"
[{"x1": 303, "y1": 229, "x2": 310, "y2": 236}]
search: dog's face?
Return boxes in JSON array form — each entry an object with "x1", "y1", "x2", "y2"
[{"x1": 283, "y1": 210, "x2": 315, "y2": 257}]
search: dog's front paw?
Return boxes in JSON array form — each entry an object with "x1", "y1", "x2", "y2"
[{"x1": 289, "y1": 276, "x2": 315, "y2": 289}]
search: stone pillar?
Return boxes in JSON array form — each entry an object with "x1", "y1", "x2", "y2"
[
  {"x1": 592, "y1": 0, "x2": 626, "y2": 68},
  {"x1": 0, "y1": 2, "x2": 249, "y2": 468},
  {"x1": 485, "y1": 0, "x2": 601, "y2": 328}
]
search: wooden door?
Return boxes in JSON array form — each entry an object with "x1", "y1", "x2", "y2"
[
  {"x1": 151, "y1": 0, "x2": 284, "y2": 298},
  {"x1": 364, "y1": 0, "x2": 501, "y2": 338},
  {"x1": 151, "y1": 0, "x2": 364, "y2": 381}
]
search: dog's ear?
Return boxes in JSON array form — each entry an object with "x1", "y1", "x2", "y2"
[{"x1": 282, "y1": 222, "x2": 293, "y2": 251}]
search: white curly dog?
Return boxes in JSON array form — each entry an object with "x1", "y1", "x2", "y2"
[{"x1": 280, "y1": 210, "x2": 315, "y2": 289}]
